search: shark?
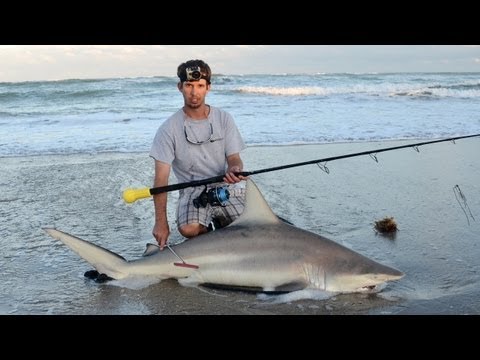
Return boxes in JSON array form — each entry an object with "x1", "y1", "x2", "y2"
[{"x1": 43, "y1": 179, "x2": 404, "y2": 294}]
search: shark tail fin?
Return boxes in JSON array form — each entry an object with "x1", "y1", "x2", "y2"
[{"x1": 43, "y1": 228, "x2": 128, "y2": 279}]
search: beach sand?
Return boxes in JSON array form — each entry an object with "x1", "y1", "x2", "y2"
[{"x1": 1, "y1": 138, "x2": 480, "y2": 315}]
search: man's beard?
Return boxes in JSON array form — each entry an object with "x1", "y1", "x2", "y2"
[{"x1": 186, "y1": 102, "x2": 201, "y2": 109}]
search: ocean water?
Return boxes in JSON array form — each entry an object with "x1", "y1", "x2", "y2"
[{"x1": 1, "y1": 72, "x2": 479, "y2": 156}]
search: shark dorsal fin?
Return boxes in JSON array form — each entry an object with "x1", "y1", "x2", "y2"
[
  {"x1": 230, "y1": 179, "x2": 280, "y2": 226},
  {"x1": 143, "y1": 243, "x2": 160, "y2": 257}
]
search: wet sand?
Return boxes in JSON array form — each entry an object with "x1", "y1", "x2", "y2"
[{"x1": 1, "y1": 138, "x2": 479, "y2": 315}]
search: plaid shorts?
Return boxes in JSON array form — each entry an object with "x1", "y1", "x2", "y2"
[{"x1": 176, "y1": 183, "x2": 245, "y2": 229}]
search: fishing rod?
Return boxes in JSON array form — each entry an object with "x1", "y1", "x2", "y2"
[{"x1": 122, "y1": 133, "x2": 480, "y2": 203}]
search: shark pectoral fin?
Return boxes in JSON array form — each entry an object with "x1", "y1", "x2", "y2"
[
  {"x1": 272, "y1": 281, "x2": 308, "y2": 293},
  {"x1": 143, "y1": 243, "x2": 161, "y2": 257}
]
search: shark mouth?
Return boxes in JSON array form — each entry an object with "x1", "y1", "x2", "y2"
[{"x1": 358, "y1": 283, "x2": 387, "y2": 293}]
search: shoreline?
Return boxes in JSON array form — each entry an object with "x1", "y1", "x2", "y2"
[{"x1": 0, "y1": 135, "x2": 470, "y2": 161}]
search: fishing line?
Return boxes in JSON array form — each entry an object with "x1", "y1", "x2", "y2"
[{"x1": 453, "y1": 185, "x2": 476, "y2": 225}]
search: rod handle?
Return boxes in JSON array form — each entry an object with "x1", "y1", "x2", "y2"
[{"x1": 123, "y1": 187, "x2": 152, "y2": 203}]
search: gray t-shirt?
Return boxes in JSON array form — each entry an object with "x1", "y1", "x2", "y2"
[{"x1": 149, "y1": 106, "x2": 246, "y2": 183}]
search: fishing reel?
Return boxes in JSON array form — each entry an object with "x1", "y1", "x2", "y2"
[{"x1": 193, "y1": 186, "x2": 230, "y2": 208}]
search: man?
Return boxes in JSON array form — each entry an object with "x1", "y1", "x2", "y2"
[{"x1": 149, "y1": 59, "x2": 247, "y2": 249}]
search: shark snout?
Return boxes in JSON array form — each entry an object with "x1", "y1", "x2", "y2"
[
  {"x1": 384, "y1": 267, "x2": 404, "y2": 280},
  {"x1": 361, "y1": 269, "x2": 404, "y2": 290}
]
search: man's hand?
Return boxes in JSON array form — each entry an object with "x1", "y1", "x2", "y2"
[
  {"x1": 224, "y1": 153, "x2": 247, "y2": 184},
  {"x1": 224, "y1": 165, "x2": 247, "y2": 184},
  {"x1": 152, "y1": 221, "x2": 170, "y2": 250}
]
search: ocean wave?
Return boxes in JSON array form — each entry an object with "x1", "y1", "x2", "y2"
[
  {"x1": 235, "y1": 83, "x2": 480, "y2": 98},
  {"x1": 236, "y1": 86, "x2": 332, "y2": 96},
  {"x1": 393, "y1": 88, "x2": 480, "y2": 98}
]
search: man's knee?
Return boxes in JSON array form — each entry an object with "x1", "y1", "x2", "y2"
[{"x1": 179, "y1": 223, "x2": 207, "y2": 238}]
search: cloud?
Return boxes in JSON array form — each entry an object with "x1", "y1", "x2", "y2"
[{"x1": 1, "y1": 45, "x2": 479, "y2": 82}]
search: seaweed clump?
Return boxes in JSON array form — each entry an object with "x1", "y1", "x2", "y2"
[{"x1": 374, "y1": 216, "x2": 398, "y2": 234}]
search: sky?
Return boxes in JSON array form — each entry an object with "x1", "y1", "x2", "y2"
[{"x1": 0, "y1": 45, "x2": 479, "y2": 82}]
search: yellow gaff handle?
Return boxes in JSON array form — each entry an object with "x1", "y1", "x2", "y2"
[{"x1": 123, "y1": 187, "x2": 152, "y2": 203}]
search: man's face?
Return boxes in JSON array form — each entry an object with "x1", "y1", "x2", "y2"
[{"x1": 178, "y1": 79, "x2": 210, "y2": 109}]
